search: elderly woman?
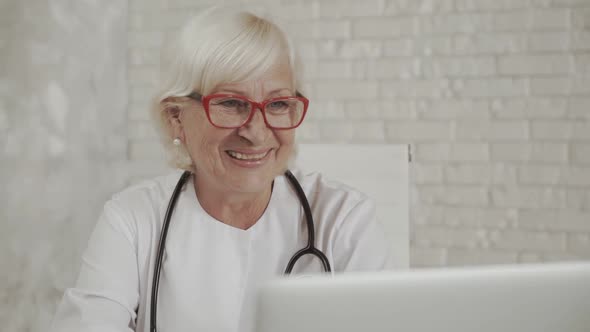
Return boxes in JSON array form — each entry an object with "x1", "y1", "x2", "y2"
[{"x1": 50, "y1": 7, "x2": 393, "y2": 332}]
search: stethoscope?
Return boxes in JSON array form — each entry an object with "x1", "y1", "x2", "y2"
[{"x1": 149, "y1": 170, "x2": 331, "y2": 332}]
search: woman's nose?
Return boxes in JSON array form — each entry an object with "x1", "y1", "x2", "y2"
[{"x1": 237, "y1": 107, "x2": 271, "y2": 143}]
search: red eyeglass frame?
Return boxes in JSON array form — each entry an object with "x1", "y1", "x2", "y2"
[{"x1": 187, "y1": 91, "x2": 309, "y2": 130}]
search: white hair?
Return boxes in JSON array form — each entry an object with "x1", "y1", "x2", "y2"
[{"x1": 150, "y1": 6, "x2": 302, "y2": 171}]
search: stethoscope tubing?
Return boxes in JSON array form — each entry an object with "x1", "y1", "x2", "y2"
[
  {"x1": 150, "y1": 171, "x2": 191, "y2": 332},
  {"x1": 283, "y1": 170, "x2": 331, "y2": 274},
  {"x1": 149, "y1": 170, "x2": 330, "y2": 332}
]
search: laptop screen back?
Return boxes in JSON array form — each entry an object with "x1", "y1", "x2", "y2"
[{"x1": 255, "y1": 262, "x2": 590, "y2": 332}]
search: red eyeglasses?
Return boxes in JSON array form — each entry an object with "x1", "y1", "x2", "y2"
[{"x1": 187, "y1": 92, "x2": 309, "y2": 130}]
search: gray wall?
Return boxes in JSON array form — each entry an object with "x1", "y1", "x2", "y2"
[{"x1": 0, "y1": 0, "x2": 128, "y2": 330}]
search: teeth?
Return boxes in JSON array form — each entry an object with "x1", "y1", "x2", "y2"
[{"x1": 227, "y1": 150, "x2": 268, "y2": 160}]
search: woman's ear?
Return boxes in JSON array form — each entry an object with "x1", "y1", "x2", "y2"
[{"x1": 164, "y1": 104, "x2": 185, "y2": 142}]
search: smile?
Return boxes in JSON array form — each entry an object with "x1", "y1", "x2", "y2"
[{"x1": 226, "y1": 150, "x2": 270, "y2": 161}]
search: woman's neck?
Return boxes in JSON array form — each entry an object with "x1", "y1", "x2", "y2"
[{"x1": 192, "y1": 175, "x2": 272, "y2": 230}]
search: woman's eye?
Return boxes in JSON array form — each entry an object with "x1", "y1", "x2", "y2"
[
  {"x1": 219, "y1": 99, "x2": 244, "y2": 107},
  {"x1": 268, "y1": 101, "x2": 289, "y2": 109}
]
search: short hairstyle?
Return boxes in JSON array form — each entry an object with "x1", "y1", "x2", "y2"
[{"x1": 150, "y1": 6, "x2": 302, "y2": 170}]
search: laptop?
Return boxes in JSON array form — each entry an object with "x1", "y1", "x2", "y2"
[{"x1": 254, "y1": 262, "x2": 590, "y2": 332}]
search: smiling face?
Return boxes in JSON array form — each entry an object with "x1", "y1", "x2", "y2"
[{"x1": 174, "y1": 60, "x2": 297, "y2": 195}]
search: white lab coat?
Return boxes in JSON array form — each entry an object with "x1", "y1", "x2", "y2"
[{"x1": 50, "y1": 169, "x2": 394, "y2": 332}]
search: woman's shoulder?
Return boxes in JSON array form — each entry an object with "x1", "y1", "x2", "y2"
[
  {"x1": 286, "y1": 168, "x2": 371, "y2": 208},
  {"x1": 88, "y1": 171, "x2": 184, "y2": 251},
  {"x1": 105, "y1": 170, "x2": 184, "y2": 220},
  {"x1": 112, "y1": 171, "x2": 181, "y2": 203}
]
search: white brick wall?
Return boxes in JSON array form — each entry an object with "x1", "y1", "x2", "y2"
[{"x1": 127, "y1": 0, "x2": 590, "y2": 267}]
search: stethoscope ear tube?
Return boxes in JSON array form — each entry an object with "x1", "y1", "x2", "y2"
[{"x1": 150, "y1": 170, "x2": 192, "y2": 332}]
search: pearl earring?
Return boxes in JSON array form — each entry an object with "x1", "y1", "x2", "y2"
[{"x1": 173, "y1": 138, "x2": 181, "y2": 146}]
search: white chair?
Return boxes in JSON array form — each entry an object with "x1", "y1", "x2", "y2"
[{"x1": 295, "y1": 144, "x2": 410, "y2": 269}]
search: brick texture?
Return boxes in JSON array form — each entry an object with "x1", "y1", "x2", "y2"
[{"x1": 127, "y1": 0, "x2": 590, "y2": 267}]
